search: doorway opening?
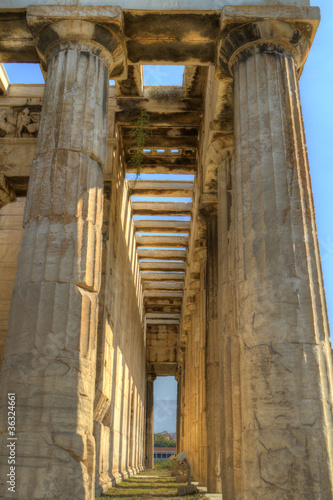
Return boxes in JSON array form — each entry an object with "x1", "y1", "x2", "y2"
[{"x1": 153, "y1": 376, "x2": 177, "y2": 467}]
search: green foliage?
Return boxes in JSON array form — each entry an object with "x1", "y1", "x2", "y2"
[
  {"x1": 129, "y1": 109, "x2": 152, "y2": 187},
  {"x1": 154, "y1": 459, "x2": 172, "y2": 469},
  {"x1": 154, "y1": 433, "x2": 177, "y2": 448}
]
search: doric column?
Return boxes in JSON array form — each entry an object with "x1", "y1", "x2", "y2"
[
  {"x1": 217, "y1": 6, "x2": 333, "y2": 499},
  {"x1": 0, "y1": 6, "x2": 125, "y2": 500},
  {"x1": 145, "y1": 373, "x2": 156, "y2": 469},
  {"x1": 176, "y1": 372, "x2": 181, "y2": 455},
  {"x1": 216, "y1": 136, "x2": 241, "y2": 500},
  {"x1": 205, "y1": 211, "x2": 222, "y2": 493},
  {"x1": 203, "y1": 134, "x2": 235, "y2": 495}
]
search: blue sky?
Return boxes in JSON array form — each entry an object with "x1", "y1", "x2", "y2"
[
  {"x1": 154, "y1": 377, "x2": 177, "y2": 434},
  {"x1": 3, "y1": 0, "x2": 332, "y2": 435},
  {"x1": 299, "y1": 1, "x2": 333, "y2": 334}
]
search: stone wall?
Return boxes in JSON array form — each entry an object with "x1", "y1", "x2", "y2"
[{"x1": 147, "y1": 323, "x2": 178, "y2": 366}]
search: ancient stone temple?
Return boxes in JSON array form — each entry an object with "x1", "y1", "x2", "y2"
[{"x1": 0, "y1": 1, "x2": 332, "y2": 499}]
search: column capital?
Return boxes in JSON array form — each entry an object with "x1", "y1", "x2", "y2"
[
  {"x1": 206, "y1": 133, "x2": 234, "y2": 169},
  {"x1": 199, "y1": 194, "x2": 218, "y2": 219},
  {"x1": 175, "y1": 366, "x2": 182, "y2": 382},
  {"x1": 26, "y1": 5, "x2": 127, "y2": 79},
  {"x1": 203, "y1": 132, "x2": 234, "y2": 199},
  {"x1": 217, "y1": 5, "x2": 320, "y2": 79},
  {"x1": 147, "y1": 373, "x2": 156, "y2": 383}
]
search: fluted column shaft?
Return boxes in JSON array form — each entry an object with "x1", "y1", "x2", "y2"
[
  {"x1": 216, "y1": 146, "x2": 242, "y2": 500},
  {"x1": 145, "y1": 375, "x2": 155, "y2": 469},
  {"x1": 232, "y1": 43, "x2": 333, "y2": 499},
  {"x1": 176, "y1": 379, "x2": 181, "y2": 454},
  {"x1": 0, "y1": 15, "x2": 115, "y2": 499},
  {"x1": 205, "y1": 214, "x2": 222, "y2": 493}
]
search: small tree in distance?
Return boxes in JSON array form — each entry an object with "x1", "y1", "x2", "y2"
[{"x1": 154, "y1": 433, "x2": 176, "y2": 448}]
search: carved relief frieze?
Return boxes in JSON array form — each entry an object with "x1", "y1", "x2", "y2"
[{"x1": 0, "y1": 107, "x2": 41, "y2": 138}]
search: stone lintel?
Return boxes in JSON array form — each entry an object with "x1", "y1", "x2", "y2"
[
  {"x1": 0, "y1": 6, "x2": 316, "y2": 66},
  {"x1": 0, "y1": 1, "x2": 313, "y2": 9},
  {"x1": 0, "y1": 9, "x2": 220, "y2": 65},
  {"x1": 217, "y1": 5, "x2": 320, "y2": 79},
  {"x1": 147, "y1": 362, "x2": 177, "y2": 377},
  {"x1": 26, "y1": 5, "x2": 127, "y2": 79},
  {"x1": 0, "y1": 174, "x2": 16, "y2": 209}
]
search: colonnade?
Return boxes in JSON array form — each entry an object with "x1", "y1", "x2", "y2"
[{"x1": 0, "y1": 4, "x2": 332, "y2": 500}]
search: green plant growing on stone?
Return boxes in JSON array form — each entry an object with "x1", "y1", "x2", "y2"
[
  {"x1": 129, "y1": 109, "x2": 152, "y2": 192},
  {"x1": 154, "y1": 459, "x2": 172, "y2": 469}
]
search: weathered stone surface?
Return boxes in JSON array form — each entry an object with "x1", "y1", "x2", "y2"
[
  {"x1": 205, "y1": 215, "x2": 222, "y2": 494},
  {"x1": 229, "y1": 30, "x2": 333, "y2": 500},
  {"x1": 27, "y1": 5, "x2": 127, "y2": 79},
  {"x1": 217, "y1": 5, "x2": 320, "y2": 79},
  {"x1": 0, "y1": 3, "x2": 331, "y2": 500},
  {"x1": 217, "y1": 145, "x2": 241, "y2": 500},
  {"x1": 94, "y1": 172, "x2": 145, "y2": 494},
  {"x1": 0, "y1": 198, "x2": 24, "y2": 372},
  {"x1": 0, "y1": 10, "x2": 115, "y2": 499},
  {"x1": 0, "y1": 0, "x2": 313, "y2": 9},
  {"x1": 0, "y1": 2, "x2": 312, "y2": 66},
  {"x1": 0, "y1": 174, "x2": 16, "y2": 209},
  {"x1": 179, "y1": 238, "x2": 208, "y2": 488}
]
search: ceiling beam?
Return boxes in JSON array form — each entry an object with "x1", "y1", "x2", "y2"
[
  {"x1": 142, "y1": 281, "x2": 184, "y2": 290},
  {"x1": 132, "y1": 201, "x2": 192, "y2": 216},
  {"x1": 146, "y1": 313, "x2": 181, "y2": 319},
  {"x1": 134, "y1": 220, "x2": 190, "y2": 233},
  {"x1": 146, "y1": 319, "x2": 180, "y2": 325},
  {"x1": 138, "y1": 249, "x2": 186, "y2": 261},
  {"x1": 144, "y1": 297, "x2": 182, "y2": 306},
  {"x1": 129, "y1": 180, "x2": 194, "y2": 197},
  {"x1": 141, "y1": 272, "x2": 185, "y2": 281},
  {"x1": 144, "y1": 290, "x2": 183, "y2": 298},
  {"x1": 140, "y1": 261, "x2": 186, "y2": 271},
  {"x1": 136, "y1": 235, "x2": 188, "y2": 248},
  {"x1": 126, "y1": 164, "x2": 196, "y2": 175}
]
